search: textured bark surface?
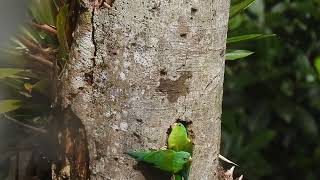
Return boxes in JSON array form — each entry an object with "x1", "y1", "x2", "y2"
[{"x1": 59, "y1": 0, "x2": 229, "y2": 179}]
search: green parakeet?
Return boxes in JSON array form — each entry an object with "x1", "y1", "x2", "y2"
[
  {"x1": 168, "y1": 123, "x2": 193, "y2": 154},
  {"x1": 168, "y1": 123, "x2": 193, "y2": 180},
  {"x1": 127, "y1": 149, "x2": 191, "y2": 174}
]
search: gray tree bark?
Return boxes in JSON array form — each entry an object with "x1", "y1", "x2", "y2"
[{"x1": 57, "y1": 0, "x2": 230, "y2": 179}]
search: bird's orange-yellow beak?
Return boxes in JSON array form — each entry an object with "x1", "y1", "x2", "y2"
[
  {"x1": 171, "y1": 123, "x2": 177, "y2": 128},
  {"x1": 188, "y1": 157, "x2": 192, "y2": 164}
]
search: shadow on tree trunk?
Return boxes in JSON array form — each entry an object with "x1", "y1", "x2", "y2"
[{"x1": 134, "y1": 163, "x2": 172, "y2": 180}]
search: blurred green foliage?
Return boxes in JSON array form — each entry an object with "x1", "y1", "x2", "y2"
[
  {"x1": 0, "y1": 0, "x2": 75, "y2": 179},
  {"x1": 222, "y1": 0, "x2": 320, "y2": 179}
]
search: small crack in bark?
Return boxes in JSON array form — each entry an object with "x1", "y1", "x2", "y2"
[
  {"x1": 91, "y1": 7, "x2": 97, "y2": 69},
  {"x1": 204, "y1": 80, "x2": 213, "y2": 90},
  {"x1": 89, "y1": 5, "x2": 97, "y2": 107},
  {"x1": 204, "y1": 73, "x2": 222, "y2": 91}
]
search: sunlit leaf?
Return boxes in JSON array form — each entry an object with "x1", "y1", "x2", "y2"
[
  {"x1": 29, "y1": 0, "x2": 55, "y2": 25},
  {"x1": 56, "y1": 4, "x2": 69, "y2": 60},
  {"x1": 227, "y1": 34, "x2": 276, "y2": 44},
  {"x1": 0, "y1": 100, "x2": 22, "y2": 114},
  {"x1": 24, "y1": 83, "x2": 33, "y2": 92},
  {"x1": 0, "y1": 68, "x2": 26, "y2": 79},
  {"x1": 0, "y1": 79, "x2": 25, "y2": 90},
  {"x1": 228, "y1": 15, "x2": 243, "y2": 31},
  {"x1": 230, "y1": 0, "x2": 257, "y2": 18},
  {"x1": 225, "y1": 50, "x2": 254, "y2": 60},
  {"x1": 19, "y1": 91, "x2": 32, "y2": 98},
  {"x1": 20, "y1": 27, "x2": 40, "y2": 45}
]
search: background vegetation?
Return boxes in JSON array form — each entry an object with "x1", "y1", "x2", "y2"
[
  {"x1": 222, "y1": 0, "x2": 320, "y2": 179},
  {"x1": 0, "y1": 0, "x2": 72, "y2": 179}
]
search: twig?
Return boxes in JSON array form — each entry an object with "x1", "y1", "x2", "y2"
[
  {"x1": 31, "y1": 23, "x2": 57, "y2": 34},
  {"x1": 17, "y1": 36, "x2": 52, "y2": 56},
  {"x1": 28, "y1": 54, "x2": 54, "y2": 68},
  {"x1": 17, "y1": 36, "x2": 40, "y2": 51},
  {"x1": 2, "y1": 114, "x2": 47, "y2": 134},
  {"x1": 58, "y1": 60, "x2": 67, "y2": 79}
]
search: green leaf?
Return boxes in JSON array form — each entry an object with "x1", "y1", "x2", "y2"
[
  {"x1": 24, "y1": 83, "x2": 33, "y2": 91},
  {"x1": 29, "y1": 0, "x2": 55, "y2": 25},
  {"x1": 19, "y1": 91, "x2": 32, "y2": 98},
  {"x1": 0, "y1": 79, "x2": 25, "y2": 90},
  {"x1": 56, "y1": 5, "x2": 69, "y2": 60},
  {"x1": 20, "y1": 27, "x2": 40, "y2": 46},
  {"x1": 227, "y1": 34, "x2": 276, "y2": 44},
  {"x1": 313, "y1": 56, "x2": 320, "y2": 77},
  {"x1": 228, "y1": 15, "x2": 243, "y2": 31},
  {"x1": 225, "y1": 50, "x2": 254, "y2": 60},
  {"x1": 230, "y1": 0, "x2": 257, "y2": 18},
  {"x1": 0, "y1": 100, "x2": 22, "y2": 114},
  {"x1": 0, "y1": 68, "x2": 26, "y2": 79}
]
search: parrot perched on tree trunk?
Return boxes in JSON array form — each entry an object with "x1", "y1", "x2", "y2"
[
  {"x1": 127, "y1": 149, "x2": 192, "y2": 176},
  {"x1": 128, "y1": 122, "x2": 235, "y2": 180},
  {"x1": 168, "y1": 123, "x2": 193, "y2": 180}
]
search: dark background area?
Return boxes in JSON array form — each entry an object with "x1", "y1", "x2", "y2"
[{"x1": 222, "y1": 0, "x2": 320, "y2": 179}]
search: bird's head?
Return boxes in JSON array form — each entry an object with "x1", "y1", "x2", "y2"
[
  {"x1": 175, "y1": 151, "x2": 192, "y2": 164},
  {"x1": 171, "y1": 122, "x2": 187, "y2": 132}
]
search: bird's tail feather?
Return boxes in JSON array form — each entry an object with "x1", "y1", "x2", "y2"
[{"x1": 126, "y1": 151, "x2": 150, "y2": 161}]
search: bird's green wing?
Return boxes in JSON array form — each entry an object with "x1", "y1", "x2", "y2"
[
  {"x1": 126, "y1": 151, "x2": 152, "y2": 161},
  {"x1": 127, "y1": 150, "x2": 190, "y2": 173},
  {"x1": 143, "y1": 150, "x2": 175, "y2": 172},
  {"x1": 171, "y1": 151, "x2": 192, "y2": 173},
  {"x1": 127, "y1": 150, "x2": 173, "y2": 171}
]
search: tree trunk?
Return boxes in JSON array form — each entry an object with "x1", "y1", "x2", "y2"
[{"x1": 54, "y1": 0, "x2": 230, "y2": 179}]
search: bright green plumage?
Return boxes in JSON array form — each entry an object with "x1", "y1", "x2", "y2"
[
  {"x1": 168, "y1": 123, "x2": 193, "y2": 154},
  {"x1": 127, "y1": 149, "x2": 191, "y2": 174},
  {"x1": 168, "y1": 123, "x2": 193, "y2": 180}
]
